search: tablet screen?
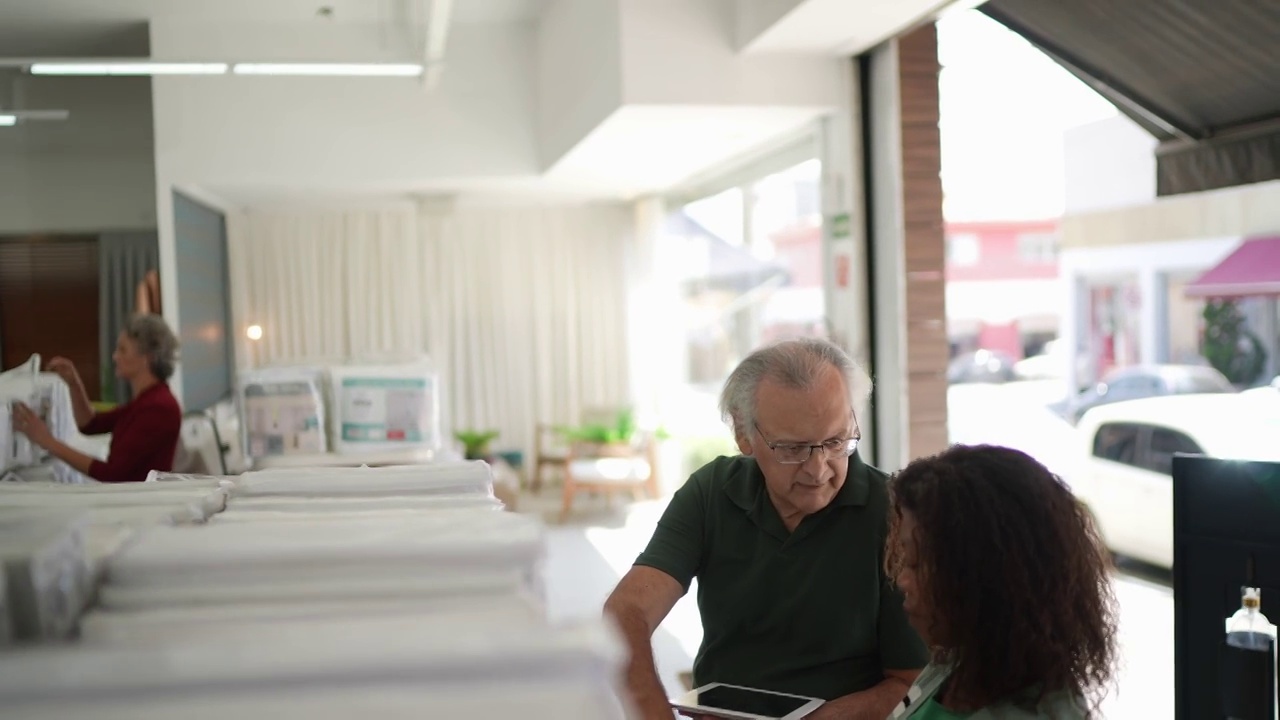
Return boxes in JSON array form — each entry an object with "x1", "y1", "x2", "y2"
[{"x1": 692, "y1": 686, "x2": 811, "y2": 718}]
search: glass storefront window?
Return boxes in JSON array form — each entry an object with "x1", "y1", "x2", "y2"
[{"x1": 675, "y1": 159, "x2": 824, "y2": 390}]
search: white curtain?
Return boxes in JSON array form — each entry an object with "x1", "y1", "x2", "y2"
[
  {"x1": 230, "y1": 205, "x2": 424, "y2": 367},
  {"x1": 228, "y1": 202, "x2": 633, "y2": 461},
  {"x1": 420, "y1": 205, "x2": 632, "y2": 457}
]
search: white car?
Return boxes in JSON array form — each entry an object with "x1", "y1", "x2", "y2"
[{"x1": 1071, "y1": 393, "x2": 1280, "y2": 568}]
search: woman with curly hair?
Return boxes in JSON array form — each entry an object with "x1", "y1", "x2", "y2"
[{"x1": 885, "y1": 444, "x2": 1117, "y2": 719}]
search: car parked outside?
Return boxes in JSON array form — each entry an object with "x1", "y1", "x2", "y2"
[
  {"x1": 1070, "y1": 393, "x2": 1280, "y2": 568},
  {"x1": 1065, "y1": 364, "x2": 1235, "y2": 424},
  {"x1": 947, "y1": 349, "x2": 1016, "y2": 384}
]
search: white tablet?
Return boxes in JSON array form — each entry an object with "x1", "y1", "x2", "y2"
[{"x1": 670, "y1": 683, "x2": 825, "y2": 720}]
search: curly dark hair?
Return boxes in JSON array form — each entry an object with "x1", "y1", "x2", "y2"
[{"x1": 886, "y1": 444, "x2": 1117, "y2": 715}]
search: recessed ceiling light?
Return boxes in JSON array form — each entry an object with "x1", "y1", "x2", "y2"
[{"x1": 0, "y1": 115, "x2": 16, "y2": 126}]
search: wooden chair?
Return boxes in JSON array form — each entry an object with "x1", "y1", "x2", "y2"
[
  {"x1": 530, "y1": 406, "x2": 625, "y2": 493},
  {"x1": 530, "y1": 422, "x2": 570, "y2": 492},
  {"x1": 558, "y1": 430, "x2": 660, "y2": 523}
]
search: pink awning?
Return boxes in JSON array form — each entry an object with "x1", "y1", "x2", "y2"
[{"x1": 1185, "y1": 236, "x2": 1280, "y2": 298}]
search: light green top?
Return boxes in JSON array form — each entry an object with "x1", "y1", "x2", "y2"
[
  {"x1": 889, "y1": 663, "x2": 1088, "y2": 720},
  {"x1": 913, "y1": 696, "x2": 973, "y2": 719}
]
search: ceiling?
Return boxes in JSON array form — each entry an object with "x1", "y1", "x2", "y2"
[
  {"x1": 0, "y1": 0, "x2": 946, "y2": 204},
  {"x1": 0, "y1": 0, "x2": 546, "y2": 56},
  {"x1": 744, "y1": 0, "x2": 957, "y2": 54},
  {"x1": 0, "y1": 0, "x2": 546, "y2": 25},
  {"x1": 544, "y1": 105, "x2": 826, "y2": 198}
]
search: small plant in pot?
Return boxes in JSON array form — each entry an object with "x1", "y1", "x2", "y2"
[
  {"x1": 557, "y1": 408, "x2": 670, "y2": 456},
  {"x1": 454, "y1": 429, "x2": 501, "y2": 461}
]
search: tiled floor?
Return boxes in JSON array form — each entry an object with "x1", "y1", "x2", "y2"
[{"x1": 539, "y1": 496, "x2": 1175, "y2": 718}]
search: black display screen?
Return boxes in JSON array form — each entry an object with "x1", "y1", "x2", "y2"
[{"x1": 691, "y1": 686, "x2": 812, "y2": 718}]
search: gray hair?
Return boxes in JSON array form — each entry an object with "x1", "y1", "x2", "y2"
[
  {"x1": 719, "y1": 337, "x2": 872, "y2": 437},
  {"x1": 123, "y1": 314, "x2": 180, "y2": 381}
]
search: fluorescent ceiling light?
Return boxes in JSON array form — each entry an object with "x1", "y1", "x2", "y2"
[
  {"x1": 0, "y1": 115, "x2": 15, "y2": 126},
  {"x1": 29, "y1": 62, "x2": 228, "y2": 76},
  {"x1": 0, "y1": 109, "x2": 70, "y2": 122},
  {"x1": 232, "y1": 63, "x2": 424, "y2": 77}
]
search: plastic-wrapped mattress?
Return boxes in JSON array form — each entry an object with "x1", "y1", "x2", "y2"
[
  {"x1": 328, "y1": 361, "x2": 442, "y2": 455},
  {"x1": 0, "y1": 614, "x2": 628, "y2": 719},
  {"x1": 0, "y1": 511, "x2": 92, "y2": 643},
  {"x1": 97, "y1": 509, "x2": 545, "y2": 611},
  {"x1": 221, "y1": 493, "x2": 503, "y2": 515},
  {"x1": 1, "y1": 361, "x2": 87, "y2": 482},
  {"x1": 236, "y1": 366, "x2": 328, "y2": 461},
  {"x1": 0, "y1": 481, "x2": 230, "y2": 522},
  {"x1": 230, "y1": 460, "x2": 494, "y2": 498},
  {"x1": 77, "y1": 592, "x2": 541, "y2": 645}
]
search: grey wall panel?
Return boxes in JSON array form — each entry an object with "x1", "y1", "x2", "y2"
[{"x1": 173, "y1": 192, "x2": 231, "y2": 411}]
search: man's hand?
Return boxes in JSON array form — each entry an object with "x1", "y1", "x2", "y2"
[
  {"x1": 803, "y1": 704, "x2": 849, "y2": 720},
  {"x1": 12, "y1": 402, "x2": 55, "y2": 449},
  {"x1": 800, "y1": 669, "x2": 917, "y2": 720},
  {"x1": 604, "y1": 567, "x2": 686, "y2": 720}
]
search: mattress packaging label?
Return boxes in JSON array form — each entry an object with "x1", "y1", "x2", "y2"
[{"x1": 340, "y1": 377, "x2": 433, "y2": 443}]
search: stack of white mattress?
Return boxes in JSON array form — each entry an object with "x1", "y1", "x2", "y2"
[
  {"x1": 95, "y1": 508, "x2": 546, "y2": 611},
  {"x1": 0, "y1": 461, "x2": 631, "y2": 717},
  {"x1": 0, "y1": 510, "x2": 92, "y2": 644},
  {"x1": 0, "y1": 480, "x2": 234, "y2": 621},
  {"x1": 229, "y1": 460, "x2": 495, "y2": 499},
  {"x1": 0, "y1": 610, "x2": 629, "y2": 719}
]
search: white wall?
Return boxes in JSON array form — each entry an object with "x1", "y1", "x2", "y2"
[
  {"x1": 0, "y1": 157, "x2": 157, "y2": 234},
  {"x1": 1063, "y1": 115, "x2": 1158, "y2": 216},
  {"x1": 1063, "y1": 179, "x2": 1280, "y2": 248},
  {"x1": 0, "y1": 76, "x2": 156, "y2": 234}
]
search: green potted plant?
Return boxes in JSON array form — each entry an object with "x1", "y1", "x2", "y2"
[
  {"x1": 454, "y1": 429, "x2": 501, "y2": 461},
  {"x1": 558, "y1": 408, "x2": 669, "y2": 456}
]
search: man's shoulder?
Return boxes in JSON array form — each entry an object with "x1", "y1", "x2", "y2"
[
  {"x1": 680, "y1": 450, "x2": 757, "y2": 507},
  {"x1": 690, "y1": 454, "x2": 756, "y2": 484},
  {"x1": 847, "y1": 454, "x2": 892, "y2": 509},
  {"x1": 862, "y1": 459, "x2": 891, "y2": 495}
]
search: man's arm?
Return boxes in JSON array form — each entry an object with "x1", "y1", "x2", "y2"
[
  {"x1": 804, "y1": 668, "x2": 918, "y2": 720},
  {"x1": 604, "y1": 566, "x2": 686, "y2": 720}
]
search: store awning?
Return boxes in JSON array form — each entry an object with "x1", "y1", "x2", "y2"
[
  {"x1": 1185, "y1": 236, "x2": 1280, "y2": 298},
  {"x1": 982, "y1": 0, "x2": 1280, "y2": 196}
]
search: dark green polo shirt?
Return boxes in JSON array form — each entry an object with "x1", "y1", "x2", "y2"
[{"x1": 635, "y1": 453, "x2": 928, "y2": 701}]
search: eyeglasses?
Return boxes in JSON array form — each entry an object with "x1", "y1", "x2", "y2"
[{"x1": 753, "y1": 420, "x2": 860, "y2": 465}]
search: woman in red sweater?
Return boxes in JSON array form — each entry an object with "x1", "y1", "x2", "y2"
[{"x1": 12, "y1": 314, "x2": 182, "y2": 483}]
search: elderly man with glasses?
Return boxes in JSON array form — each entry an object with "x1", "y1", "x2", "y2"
[{"x1": 605, "y1": 338, "x2": 927, "y2": 720}]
